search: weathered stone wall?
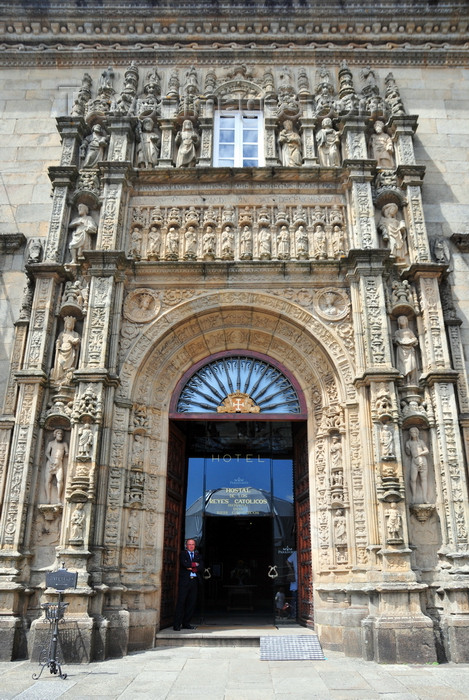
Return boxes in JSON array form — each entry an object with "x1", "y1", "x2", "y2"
[{"x1": 1, "y1": 63, "x2": 468, "y2": 408}]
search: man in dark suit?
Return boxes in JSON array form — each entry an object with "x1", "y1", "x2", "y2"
[{"x1": 173, "y1": 538, "x2": 204, "y2": 631}]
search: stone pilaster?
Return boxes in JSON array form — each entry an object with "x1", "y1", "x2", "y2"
[
  {"x1": 158, "y1": 98, "x2": 177, "y2": 167},
  {"x1": 97, "y1": 164, "x2": 132, "y2": 252},
  {"x1": 107, "y1": 116, "x2": 136, "y2": 164},
  {"x1": 298, "y1": 95, "x2": 317, "y2": 166},
  {"x1": 343, "y1": 163, "x2": 378, "y2": 250},
  {"x1": 264, "y1": 97, "x2": 279, "y2": 167},
  {"x1": 56, "y1": 116, "x2": 87, "y2": 167},
  {"x1": 43, "y1": 168, "x2": 77, "y2": 264},
  {"x1": 197, "y1": 98, "x2": 214, "y2": 167}
]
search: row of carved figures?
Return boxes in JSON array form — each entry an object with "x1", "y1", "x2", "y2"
[
  {"x1": 71, "y1": 62, "x2": 405, "y2": 124},
  {"x1": 79, "y1": 116, "x2": 396, "y2": 170}
]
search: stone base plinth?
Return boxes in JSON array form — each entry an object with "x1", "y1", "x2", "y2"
[
  {"x1": 29, "y1": 616, "x2": 95, "y2": 664},
  {"x1": 0, "y1": 616, "x2": 25, "y2": 660},
  {"x1": 442, "y1": 615, "x2": 469, "y2": 663}
]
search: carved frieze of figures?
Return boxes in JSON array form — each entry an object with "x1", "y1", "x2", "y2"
[
  {"x1": 68, "y1": 204, "x2": 98, "y2": 264},
  {"x1": 370, "y1": 120, "x2": 395, "y2": 169},
  {"x1": 44, "y1": 428, "x2": 69, "y2": 504},
  {"x1": 51, "y1": 316, "x2": 81, "y2": 385},
  {"x1": 377, "y1": 203, "x2": 407, "y2": 262},
  {"x1": 127, "y1": 203, "x2": 348, "y2": 263},
  {"x1": 394, "y1": 316, "x2": 419, "y2": 385},
  {"x1": 405, "y1": 427, "x2": 432, "y2": 504},
  {"x1": 316, "y1": 118, "x2": 341, "y2": 167}
]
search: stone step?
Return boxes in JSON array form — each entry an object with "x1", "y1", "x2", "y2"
[{"x1": 156, "y1": 623, "x2": 317, "y2": 647}]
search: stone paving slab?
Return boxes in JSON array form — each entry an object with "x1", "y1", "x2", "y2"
[{"x1": 0, "y1": 648, "x2": 468, "y2": 700}]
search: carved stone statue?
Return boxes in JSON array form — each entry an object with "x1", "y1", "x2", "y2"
[
  {"x1": 314, "y1": 223, "x2": 327, "y2": 259},
  {"x1": 378, "y1": 203, "x2": 407, "y2": 261},
  {"x1": 202, "y1": 226, "x2": 216, "y2": 259},
  {"x1": 334, "y1": 509, "x2": 347, "y2": 544},
  {"x1": 136, "y1": 118, "x2": 160, "y2": 168},
  {"x1": 316, "y1": 118, "x2": 341, "y2": 167},
  {"x1": 278, "y1": 120, "x2": 302, "y2": 167},
  {"x1": 77, "y1": 424, "x2": 94, "y2": 460},
  {"x1": 166, "y1": 226, "x2": 180, "y2": 259},
  {"x1": 221, "y1": 225, "x2": 235, "y2": 260},
  {"x1": 394, "y1": 316, "x2": 419, "y2": 385},
  {"x1": 129, "y1": 226, "x2": 143, "y2": 259},
  {"x1": 380, "y1": 424, "x2": 395, "y2": 460},
  {"x1": 175, "y1": 119, "x2": 199, "y2": 167},
  {"x1": 370, "y1": 121, "x2": 395, "y2": 169},
  {"x1": 295, "y1": 225, "x2": 308, "y2": 259},
  {"x1": 68, "y1": 204, "x2": 98, "y2": 263},
  {"x1": 277, "y1": 225, "x2": 290, "y2": 259},
  {"x1": 147, "y1": 225, "x2": 162, "y2": 259},
  {"x1": 70, "y1": 502, "x2": 85, "y2": 541},
  {"x1": 330, "y1": 435, "x2": 343, "y2": 469},
  {"x1": 405, "y1": 427, "x2": 430, "y2": 503},
  {"x1": 240, "y1": 226, "x2": 252, "y2": 259},
  {"x1": 27, "y1": 238, "x2": 43, "y2": 264},
  {"x1": 52, "y1": 316, "x2": 81, "y2": 384},
  {"x1": 80, "y1": 124, "x2": 109, "y2": 168},
  {"x1": 385, "y1": 502, "x2": 402, "y2": 540},
  {"x1": 259, "y1": 227, "x2": 271, "y2": 259},
  {"x1": 184, "y1": 226, "x2": 198, "y2": 259},
  {"x1": 45, "y1": 429, "x2": 68, "y2": 503}
]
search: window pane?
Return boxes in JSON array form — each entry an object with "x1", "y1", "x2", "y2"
[
  {"x1": 243, "y1": 159, "x2": 258, "y2": 167},
  {"x1": 243, "y1": 117, "x2": 258, "y2": 126},
  {"x1": 219, "y1": 144, "x2": 235, "y2": 158},
  {"x1": 218, "y1": 159, "x2": 234, "y2": 167},
  {"x1": 243, "y1": 144, "x2": 258, "y2": 158},
  {"x1": 219, "y1": 129, "x2": 235, "y2": 144},
  {"x1": 243, "y1": 129, "x2": 258, "y2": 144},
  {"x1": 220, "y1": 117, "x2": 235, "y2": 128}
]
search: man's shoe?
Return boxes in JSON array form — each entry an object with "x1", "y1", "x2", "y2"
[
  {"x1": 182, "y1": 624, "x2": 196, "y2": 629},
  {"x1": 173, "y1": 625, "x2": 181, "y2": 631}
]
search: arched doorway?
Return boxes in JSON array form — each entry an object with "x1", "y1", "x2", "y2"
[{"x1": 160, "y1": 351, "x2": 311, "y2": 628}]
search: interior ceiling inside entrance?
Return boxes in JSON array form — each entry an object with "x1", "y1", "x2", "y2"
[{"x1": 183, "y1": 421, "x2": 294, "y2": 456}]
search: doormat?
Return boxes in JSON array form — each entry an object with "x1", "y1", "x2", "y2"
[{"x1": 260, "y1": 635, "x2": 325, "y2": 661}]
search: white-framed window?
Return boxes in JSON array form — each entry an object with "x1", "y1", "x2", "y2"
[{"x1": 213, "y1": 111, "x2": 264, "y2": 167}]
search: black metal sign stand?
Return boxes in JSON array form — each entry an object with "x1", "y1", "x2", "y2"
[{"x1": 32, "y1": 564, "x2": 77, "y2": 681}]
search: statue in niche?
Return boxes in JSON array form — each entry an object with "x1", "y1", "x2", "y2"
[
  {"x1": 80, "y1": 124, "x2": 109, "y2": 168},
  {"x1": 147, "y1": 225, "x2": 162, "y2": 259},
  {"x1": 331, "y1": 225, "x2": 346, "y2": 258},
  {"x1": 380, "y1": 424, "x2": 395, "y2": 460},
  {"x1": 175, "y1": 119, "x2": 199, "y2": 167},
  {"x1": 45, "y1": 429, "x2": 68, "y2": 503},
  {"x1": 378, "y1": 203, "x2": 407, "y2": 261},
  {"x1": 314, "y1": 223, "x2": 327, "y2": 259},
  {"x1": 52, "y1": 316, "x2": 81, "y2": 384},
  {"x1": 127, "y1": 511, "x2": 139, "y2": 545},
  {"x1": 166, "y1": 227, "x2": 180, "y2": 259},
  {"x1": 295, "y1": 225, "x2": 308, "y2": 259},
  {"x1": 334, "y1": 509, "x2": 347, "y2": 544},
  {"x1": 184, "y1": 226, "x2": 198, "y2": 259},
  {"x1": 405, "y1": 427, "x2": 430, "y2": 503},
  {"x1": 259, "y1": 227, "x2": 272, "y2": 259},
  {"x1": 132, "y1": 434, "x2": 145, "y2": 469},
  {"x1": 385, "y1": 502, "x2": 402, "y2": 540},
  {"x1": 27, "y1": 238, "x2": 43, "y2": 264},
  {"x1": 68, "y1": 204, "x2": 98, "y2": 264},
  {"x1": 330, "y1": 435, "x2": 342, "y2": 469},
  {"x1": 202, "y1": 226, "x2": 216, "y2": 259},
  {"x1": 394, "y1": 315, "x2": 419, "y2": 385},
  {"x1": 221, "y1": 226, "x2": 235, "y2": 260},
  {"x1": 70, "y1": 503, "x2": 85, "y2": 542},
  {"x1": 277, "y1": 225, "x2": 290, "y2": 259},
  {"x1": 278, "y1": 120, "x2": 302, "y2": 167},
  {"x1": 136, "y1": 118, "x2": 160, "y2": 168},
  {"x1": 316, "y1": 118, "x2": 341, "y2": 167},
  {"x1": 129, "y1": 226, "x2": 143, "y2": 259},
  {"x1": 77, "y1": 424, "x2": 94, "y2": 460},
  {"x1": 370, "y1": 121, "x2": 395, "y2": 169},
  {"x1": 240, "y1": 226, "x2": 252, "y2": 259}
]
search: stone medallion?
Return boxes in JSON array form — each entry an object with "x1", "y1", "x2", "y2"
[
  {"x1": 123, "y1": 288, "x2": 160, "y2": 323},
  {"x1": 315, "y1": 288, "x2": 349, "y2": 321}
]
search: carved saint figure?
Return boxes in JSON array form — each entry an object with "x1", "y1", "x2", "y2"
[
  {"x1": 202, "y1": 226, "x2": 216, "y2": 259},
  {"x1": 221, "y1": 225, "x2": 235, "y2": 259},
  {"x1": 378, "y1": 203, "x2": 407, "y2": 260},
  {"x1": 52, "y1": 316, "x2": 81, "y2": 384},
  {"x1": 69, "y1": 204, "x2": 97, "y2": 263},
  {"x1": 277, "y1": 225, "x2": 290, "y2": 259},
  {"x1": 331, "y1": 225, "x2": 346, "y2": 258},
  {"x1": 147, "y1": 225, "x2": 162, "y2": 259},
  {"x1": 136, "y1": 118, "x2": 160, "y2": 168},
  {"x1": 259, "y1": 227, "x2": 271, "y2": 259},
  {"x1": 370, "y1": 120, "x2": 395, "y2": 169},
  {"x1": 80, "y1": 124, "x2": 108, "y2": 168},
  {"x1": 129, "y1": 226, "x2": 143, "y2": 259},
  {"x1": 295, "y1": 225, "x2": 308, "y2": 259},
  {"x1": 330, "y1": 435, "x2": 343, "y2": 469},
  {"x1": 240, "y1": 226, "x2": 252, "y2": 259},
  {"x1": 184, "y1": 226, "x2": 198, "y2": 259},
  {"x1": 316, "y1": 117, "x2": 341, "y2": 167},
  {"x1": 405, "y1": 427, "x2": 430, "y2": 503},
  {"x1": 166, "y1": 227, "x2": 180, "y2": 258},
  {"x1": 70, "y1": 502, "x2": 85, "y2": 541},
  {"x1": 314, "y1": 223, "x2": 327, "y2": 259},
  {"x1": 334, "y1": 509, "x2": 347, "y2": 544},
  {"x1": 77, "y1": 424, "x2": 94, "y2": 460},
  {"x1": 394, "y1": 315, "x2": 419, "y2": 385},
  {"x1": 45, "y1": 429, "x2": 68, "y2": 503},
  {"x1": 278, "y1": 119, "x2": 302, "y2": 167},
  {"x1": 385, "y1": 502, "x2": 402, "y2": 540},
  {"x1": 175, "y1": 119, "x2": 199, "y2": 167},
  {"x1": 380, "y1": 424, "x2": 395, "y2": 460}
]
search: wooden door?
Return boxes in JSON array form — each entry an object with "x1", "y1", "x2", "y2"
[{"x1": 294, "y1": 424, "x2": 314, "y2": 625}]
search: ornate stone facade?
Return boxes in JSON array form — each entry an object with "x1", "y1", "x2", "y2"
[{"x1": 0, "y1": 0, "x2": 469, "y2": 665}]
